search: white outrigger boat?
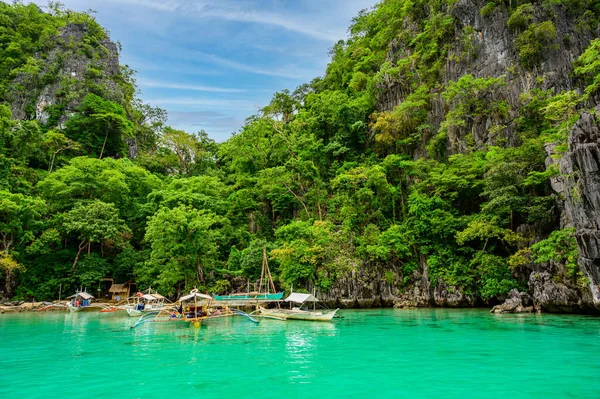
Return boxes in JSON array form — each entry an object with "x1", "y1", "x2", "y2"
[
  {"x1": 130, "y1": 289, "x2": 259, "y2": 329},
  {"x1": 253, "y1": 293, "x2": 339, "y2": 322},
  {"x1": 126, "y1": 292, "x2": 170, "y2": 317},
  {"x1": 66, "y1": 292, "x2": 94, "y2": 312}
]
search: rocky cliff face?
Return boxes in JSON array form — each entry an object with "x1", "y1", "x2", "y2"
[
  {"x1": 8, "y1": 22, "x2": 124, "y2": 127},
  {"x1": 378, "y1": 0, "x2": 596, "y2": 156},
  {"x1": 328, "y1": 1, "x2": 600, "y2": 311},
  {"x1": 539, "y1": 111, "x2": 600, "y2": 312}
]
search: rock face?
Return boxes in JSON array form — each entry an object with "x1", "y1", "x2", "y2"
[
  {"x1": 324, "y1": 260, "x2": 477, "y2": 309},
  {"x1": 377, "y1": 0, "x2": 595, "y2": 157},
  {"x1": 528, "y1": 272, "x2": 589, "y2": 312},
  {"x1": 8, "y1": 22, "x2": 124, "y2": 127},
  {"x1": 490, "y1": 289, "x2": 533, "y2": 314},
  {"x1": 329, "y1": 1, "x2": 600, "y2": 311},
  {"x1": 543, "y1": 112, "x2": 600, "y2": 312}
]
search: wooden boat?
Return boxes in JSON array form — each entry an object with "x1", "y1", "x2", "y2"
[
  {"x1": 254, "y1": 293, "x2": 339, "y2": 322},
  {"x1": 130, "y1": 290, "x2": 258, "y2": 329},
  {"x1": 214, "y1": 292, "x2": 284, "y2": 301},
  {"x1": 99, "y1": 306, "x2": 123, "y2": 313},
  {"x1": 214, "y1": 248, "x2": 283, "y2": 305},
  {"x1": 126, "y1": 292, "x2": 169, "y2": 317},
  {"x1": 66, "y1": 292, "x2": 94, "y2": 312}
]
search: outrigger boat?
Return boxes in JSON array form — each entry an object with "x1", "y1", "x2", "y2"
[
  {"x1": 253, "y1": 292, "x2": 339, "y2": 322},
  {"x1": 214, "y1": 248, "x2": 284, "y2": 305},
  {"x1": 126, "y1": 291, "x2": 169, "y2": 317},
  {"x1": 130, "y1": 289, "x2": 258, "y2": 329},
  {"x1": 66, "y1": 292, "x2": 94, "y2": 312}
]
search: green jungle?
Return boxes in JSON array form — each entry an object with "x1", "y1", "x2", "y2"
[{"x1": 1, "y1": 0, "x2": 600, "y2": 307}]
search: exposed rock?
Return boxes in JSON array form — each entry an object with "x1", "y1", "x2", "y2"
[
  {"x1": 377, "y1": 0, "x2": 596, "y2": 158},
  {"x1": 528, "y1": 272, "x2": 587, "y2": 312},
  {"x1": 491, "y1": 289, "x2": 534, "y2": 313},
  {"x1": 8, "y1": 22, "x2": 124, "y2": 126},
  {"x1": 321, "y1": 264, "x2": 404, "y2": 308},
  {"x1": 433, "y1": 278, "x2": 477, "y2": 307},
  {"x1": 545, "y1": 112, "x2": 600, "y2": 312}
]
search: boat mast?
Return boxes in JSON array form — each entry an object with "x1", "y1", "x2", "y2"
[
  {"x1": 263, "y1": 247, "x2": 276, "y2": 294},
  {"x1": 258, "y1": 247, "x2": 276, "y2": 294}
]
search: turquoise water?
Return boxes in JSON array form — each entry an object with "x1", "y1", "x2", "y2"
[{"x1": 1, "y1": 309, "x2": 599, "y2": 398}]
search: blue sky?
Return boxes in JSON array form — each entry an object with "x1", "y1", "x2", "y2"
[{"x1": 31, "y1": 0, "x2": 378, "y2": 141}]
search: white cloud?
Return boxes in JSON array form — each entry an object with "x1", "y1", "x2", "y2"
[
  {"x1": 198, "y1": 7, "x2": 343, "y2": 42},
  {"x1": 145, "y1": 97, "x2": 259, "y2": 109},
  {"x1": 191, "y1": 51, "x2": 315, "y2": 80},
  {"x1": 138, "y1": 79, "x2": 245, "y2": 93},
  {"x1": 103, "y1": 0, "x2": 346, "y2": 42}
]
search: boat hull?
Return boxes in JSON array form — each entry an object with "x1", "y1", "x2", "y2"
[
  {"x1": 257, "y1": 307, "x2": 339, "y2": 322},
  {"x1": 126, "y1": 307, "x2": 167, "y2": 317}
]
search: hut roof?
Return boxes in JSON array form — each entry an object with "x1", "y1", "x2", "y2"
[{"x1": 109, "y1": 283, "x2": 129, "y2": 293}]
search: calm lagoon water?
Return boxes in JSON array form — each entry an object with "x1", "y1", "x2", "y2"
[{"x1": 1, "y1": 308, "x2": 599, "y2": 398}]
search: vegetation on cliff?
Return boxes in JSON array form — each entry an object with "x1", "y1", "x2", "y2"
[{"x1": 1, "y1": 1, "x2": 599, "y2": 303}]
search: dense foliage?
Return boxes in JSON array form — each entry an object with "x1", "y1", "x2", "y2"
[{"x1": 1, "y1": 0, "x2": 598, "y2": 302}]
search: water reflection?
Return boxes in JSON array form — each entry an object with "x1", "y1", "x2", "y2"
[{"x1": 281, "y1": 321, "x2": 338, "y2": 384}]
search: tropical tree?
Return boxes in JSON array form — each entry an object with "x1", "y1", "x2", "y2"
[
  {"x1": 144, "y1": 206, "x2": 227, "y2": 294},
  {"x1": 62, "y1": 200, "x2": 131, "y2": 269}
]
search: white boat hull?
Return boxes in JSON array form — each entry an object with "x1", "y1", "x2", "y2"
[
  {"x1": 126, "y1": 307, "x2": 167, "y2": 317},
  {"x1": 257, "y1": 307, "x2": 339, "y2": 321},
  {"x1": 67, "y1": 304, "x2": 84, "y2": 312}
]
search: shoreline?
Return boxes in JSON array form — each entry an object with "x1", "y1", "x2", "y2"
[{"x1": 2, "y1": 301, "x2": 599, "y2": 316}]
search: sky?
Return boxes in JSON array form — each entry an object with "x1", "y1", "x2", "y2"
[{"x1": 30, "y1": 0, "x2": 378, "y2": 142}]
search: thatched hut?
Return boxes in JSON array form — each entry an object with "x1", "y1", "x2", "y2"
[{"x1": 108, "y1": 283, "x2": 131, "y2": 301}]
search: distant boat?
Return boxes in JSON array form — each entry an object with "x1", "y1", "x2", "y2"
[
  {"x1": 254, "y1": 293, "x2": 339, "y2": 322},
  {"x1": 214, "y1": 292, "x2": 284, "y2": 301},
  {"x1": 214, "y1": 248, "x2": 283, "y2": 305},
  {"x1": 66, "y1": 292, "x2": 94, "y2": 312}
]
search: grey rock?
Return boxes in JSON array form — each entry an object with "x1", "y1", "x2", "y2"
[
  {"x1": 433, "y1": 278, "x2": 477, "y2": 307},
  {"x1": 547, "y1": 112, "x2": 600, "y2": 311},
  {"x1": 376, "y1": 1, "x2": 595, "y2": 158},
  {"x1": 8, "y1": 22, "x2": 124, "y2": 126},
  {"x1": 529, "y1": 272, "x2": 584, "y2": 312},
  {"x1": 491, "y1": 289, "x2": 534, "y2": 313}
]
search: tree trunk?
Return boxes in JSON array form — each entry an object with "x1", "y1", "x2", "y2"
[
  {"x1": 99, "y1": 130, "x2": 109, "y2": 159},
  {"x1": 5, "y1": 269, "x2": 12, "y2": 298},
  {"x1": 195, "y1": 255, "x2": 204, "y2": 283},
  {"x1": 49, "y1": 150, "x2": 59, "y2": 173},
  {"x1": 72, "y1": 240, "x2": 88, "y2": 269}
]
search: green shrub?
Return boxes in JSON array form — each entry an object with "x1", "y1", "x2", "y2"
[
  {"x1": 515, "y1": 21, "x2": 557, "y2": 68},
  {"x1": 507, "y1": 3, "x2": 535, "y2": 31},
  {"x1": 480, "y1": 2, "x2": 496, "y2": 17}
]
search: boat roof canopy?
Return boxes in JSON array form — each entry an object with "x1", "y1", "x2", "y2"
[
  {"x1": 285, "y1": 293, "x2": 318, "y2": 303},
  {"x1": 179, "y1": 292, "x2": 212, "y2": 302},
  {"x1": 142, "y1": 294, "x2": 159, "y2": 300},
  {"x1": 67, "y1": 292, "x2": 94, "y2": 299}
]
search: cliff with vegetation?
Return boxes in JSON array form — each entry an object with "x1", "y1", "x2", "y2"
[{"x1": 1, "y1": 1, "x2": 600, "y2": 313}]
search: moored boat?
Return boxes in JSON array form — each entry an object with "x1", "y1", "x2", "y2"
[
  {"x1": 126, "y1": 292, "x2": 169, "y2": 317},
  {"x1": 254, "y1": 293, "x2": 339, "y2": 322},
  {"x1": 130, "y1": 289, "x2": 259, "y2": 329},
  {"x1": 66, "y1": 292, "x2": 94, "y2": 312},
  {"x1": 214, "y1": 248, "x2": 283, "y2": 305}
]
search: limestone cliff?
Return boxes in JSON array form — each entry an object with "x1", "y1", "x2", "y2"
[
  {"x1": 328, "y1": 0, "x2": 600, "y2": 311},
  {"x1": 539, "y1": 111, "x2": 600, "y2": 312},
  {"x1": 7, "y1": 22, "x2": 126, "y2": 127}
]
